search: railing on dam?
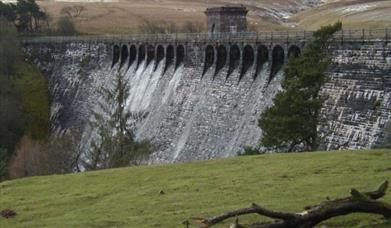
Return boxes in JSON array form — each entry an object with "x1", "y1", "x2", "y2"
[{"x1": 21, "y1": 28, "x2": 390, "y2": 44}]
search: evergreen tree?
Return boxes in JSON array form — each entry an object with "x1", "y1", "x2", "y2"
[
  {"x1": 0, "y1": 0, "x2": 47, "y2": 33},
  {"x1": 84, "y1": 72, "x2": 152, "y2": 170},
  {"x1": 0, "y1": 2, "x2": 17, "y2": 23},
  {"x1": 258, "y1": 22, "x2": 342, "y2": 152}
]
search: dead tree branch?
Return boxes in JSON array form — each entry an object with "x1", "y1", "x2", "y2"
[{"x1": 196, "y1": 181, "x2": 391, "y2": 228}]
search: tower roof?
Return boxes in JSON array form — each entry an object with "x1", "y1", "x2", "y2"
[{"x1": 205, "y1": 4, "x2": 248, "y2": 15}]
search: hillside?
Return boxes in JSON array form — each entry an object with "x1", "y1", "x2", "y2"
[
  {"x1": 31, "y1": 0, "x2": 391, "y2": 34},
  {"x1": 294, "y1": 0, "x2": 391, "y2": 30},
  {"x1": 36, "y1": 0, "x2": 314, "y2": 34},
  {"x1": 1, "y1": 150, "x2": 390, "y2": 227}
]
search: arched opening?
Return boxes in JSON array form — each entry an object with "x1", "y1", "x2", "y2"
[
  {"x1": 137, "y1": 45, "x2": 146, "y2": 70},
  {"x1": 155, "y1": 45, "x2": 165, "y2": 71},
  {"x1": 175, "y1": 45, "x2": 185, "y2": 70},
  {"x1": 203, "y1": 45, "x2": 215, "y2": 76},
  {"x1": 255, "y1": 45, "x2": 268, "y2": 79},
  {"x1": 112, "y1": 45, "x2": 120, "y2": 68},
  {"x1": 269, "y1": 45, "x2": 284, "y2": 83},
  {"x1": 129, "y1": 45, "x2": 137, "y2": 67},
  {"x1": 147, "y1": 45, "x2": 155, "y2": 66},
  {"x1": 215, "y1": 45, "x2": 227, "y2": 76},
  {"x1": 288, "y1": 45, "x2": 301, "y2": 59},
  {"x1": 164, "y1": 45, "x2": 174, "y2": 74},
  {"x1": 120, "y1": 45, "x2": 129, "y2": 68},
  {"x1": 240, "y1": 45, "x2": 254, "y2": 80},
  {"x1": 228, "y1": 44, "x2": 240, "y2": 78}
]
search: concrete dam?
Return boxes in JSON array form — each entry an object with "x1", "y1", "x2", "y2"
[{"x1": 22, "y1": 27, "x2": 391, "y2": 163}]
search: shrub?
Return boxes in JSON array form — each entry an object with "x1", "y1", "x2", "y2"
[
  {"x1": 12, "y1": 64, "x2": 49, "y2": 140},
  {"x1": 56, "y1": 16, "x2": 76, "y2": 36},
  {"x1": 238, "y1": 146, "x2": 263, "y2": 156}
]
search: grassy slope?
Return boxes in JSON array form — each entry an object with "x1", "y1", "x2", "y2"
[
  {"x1": 0, "y1": 150, "x2": 390, "y2": 227},
  {"x1": 36, "y1": 0, "x2": 391, "y2": 34},
  {"x1": 294, "y1": 0, "x2": 391, "y2": 30}
]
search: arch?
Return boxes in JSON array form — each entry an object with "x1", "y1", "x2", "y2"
[
  {"x1": 240, "y1": 45, "x2": 254, "y2": 80},
  {"x1": 288, "y1": 45, "x2": 301, "y2": 59},
  {"x1": 269, "y1": 45, "x2": 284, "y2": 82},
  {"x1": 120, "y1": 45, "x2": 129, "y2": 68},
  {"x1": 203, "y1": 45, "x2": 215, "y2": 76},
  {"x1": 228, "y1": 44, "x2": 240, "y2": 77},
  {"x1": 175, "y1": 45, "x2": 185, "y2": 70},
  {"x1": 112, "y1": 44, "x2": 120, "y2": 67},
  {"x1": 129, "y1": 45, "x2": 137, "y2": 67},
  {"x1": 155, "y1": 45, "x2": 165, "y2": 71},
  {"x1": 255, "y1": 45, "x2": 268, "y2": 79},
  {"x1": 147, "y1": 45, "x2": 155, "y2": 66},
  {"x1": 164, "y1": 45, "x2": 174, "y2": 74},
  {"x1": 137, "y1": 45, "x2": 146, "y2": 70},
  {"x1": 215, "y1": 45, "x2": 227, "y2": 76}
]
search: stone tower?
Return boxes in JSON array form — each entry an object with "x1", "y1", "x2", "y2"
[{"x1": 205, "y1": 5, "x2": 248, "y2": 34}]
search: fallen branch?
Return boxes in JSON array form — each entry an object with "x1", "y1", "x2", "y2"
[{"x1": 195, "y1": 181, "x2": 391, "y2": 228}]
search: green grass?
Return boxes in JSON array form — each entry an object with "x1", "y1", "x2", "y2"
[{"x1": 0, "y1": 150, "x2": 390, "y2": 227}]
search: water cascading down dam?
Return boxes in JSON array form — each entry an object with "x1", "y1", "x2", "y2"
[{"x1": 22, "y1": 5, "x2": 391, "y2": 163}]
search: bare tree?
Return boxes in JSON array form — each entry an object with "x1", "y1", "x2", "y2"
[
  {"x1": 8, "y1": 135, "x2": 45, "y2": 178},
  {"x1": 181, "y1": 21, "x2": 205, "y2": 33},
  {"x1": 40, "y1": 7, "x2": 54, "y2": 34},
  {"x1": 138, "y1": 19, "x2": 178, "y2": 34},
  {"x1": 60, "y1": 5, "x2": 86, "y2": 21},
  {"x1": 44, "y1": 130, "x2": 83, "y2": 173},
  {"x1": 8, "y1": 130, "x2": 83, "y2": 178}
]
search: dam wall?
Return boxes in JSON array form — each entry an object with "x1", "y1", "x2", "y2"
[{"x1": 23, "y1": 34, "x2": 391, "y2": 162}]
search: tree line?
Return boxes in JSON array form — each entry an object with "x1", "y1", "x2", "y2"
[
  {"x1": 0, "y1": 17, "x2": 49, "y2": 180},
  {"x1": 0, "y1": 0, "x2": 47, "y2": 33},
  {"x1": 0, "y1": 0, "x2": 80, "y2": 35}
]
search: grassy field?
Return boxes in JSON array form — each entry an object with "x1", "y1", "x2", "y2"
[{"x1": 0, "y1": 150, "x2": 390, "y2": 227}]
